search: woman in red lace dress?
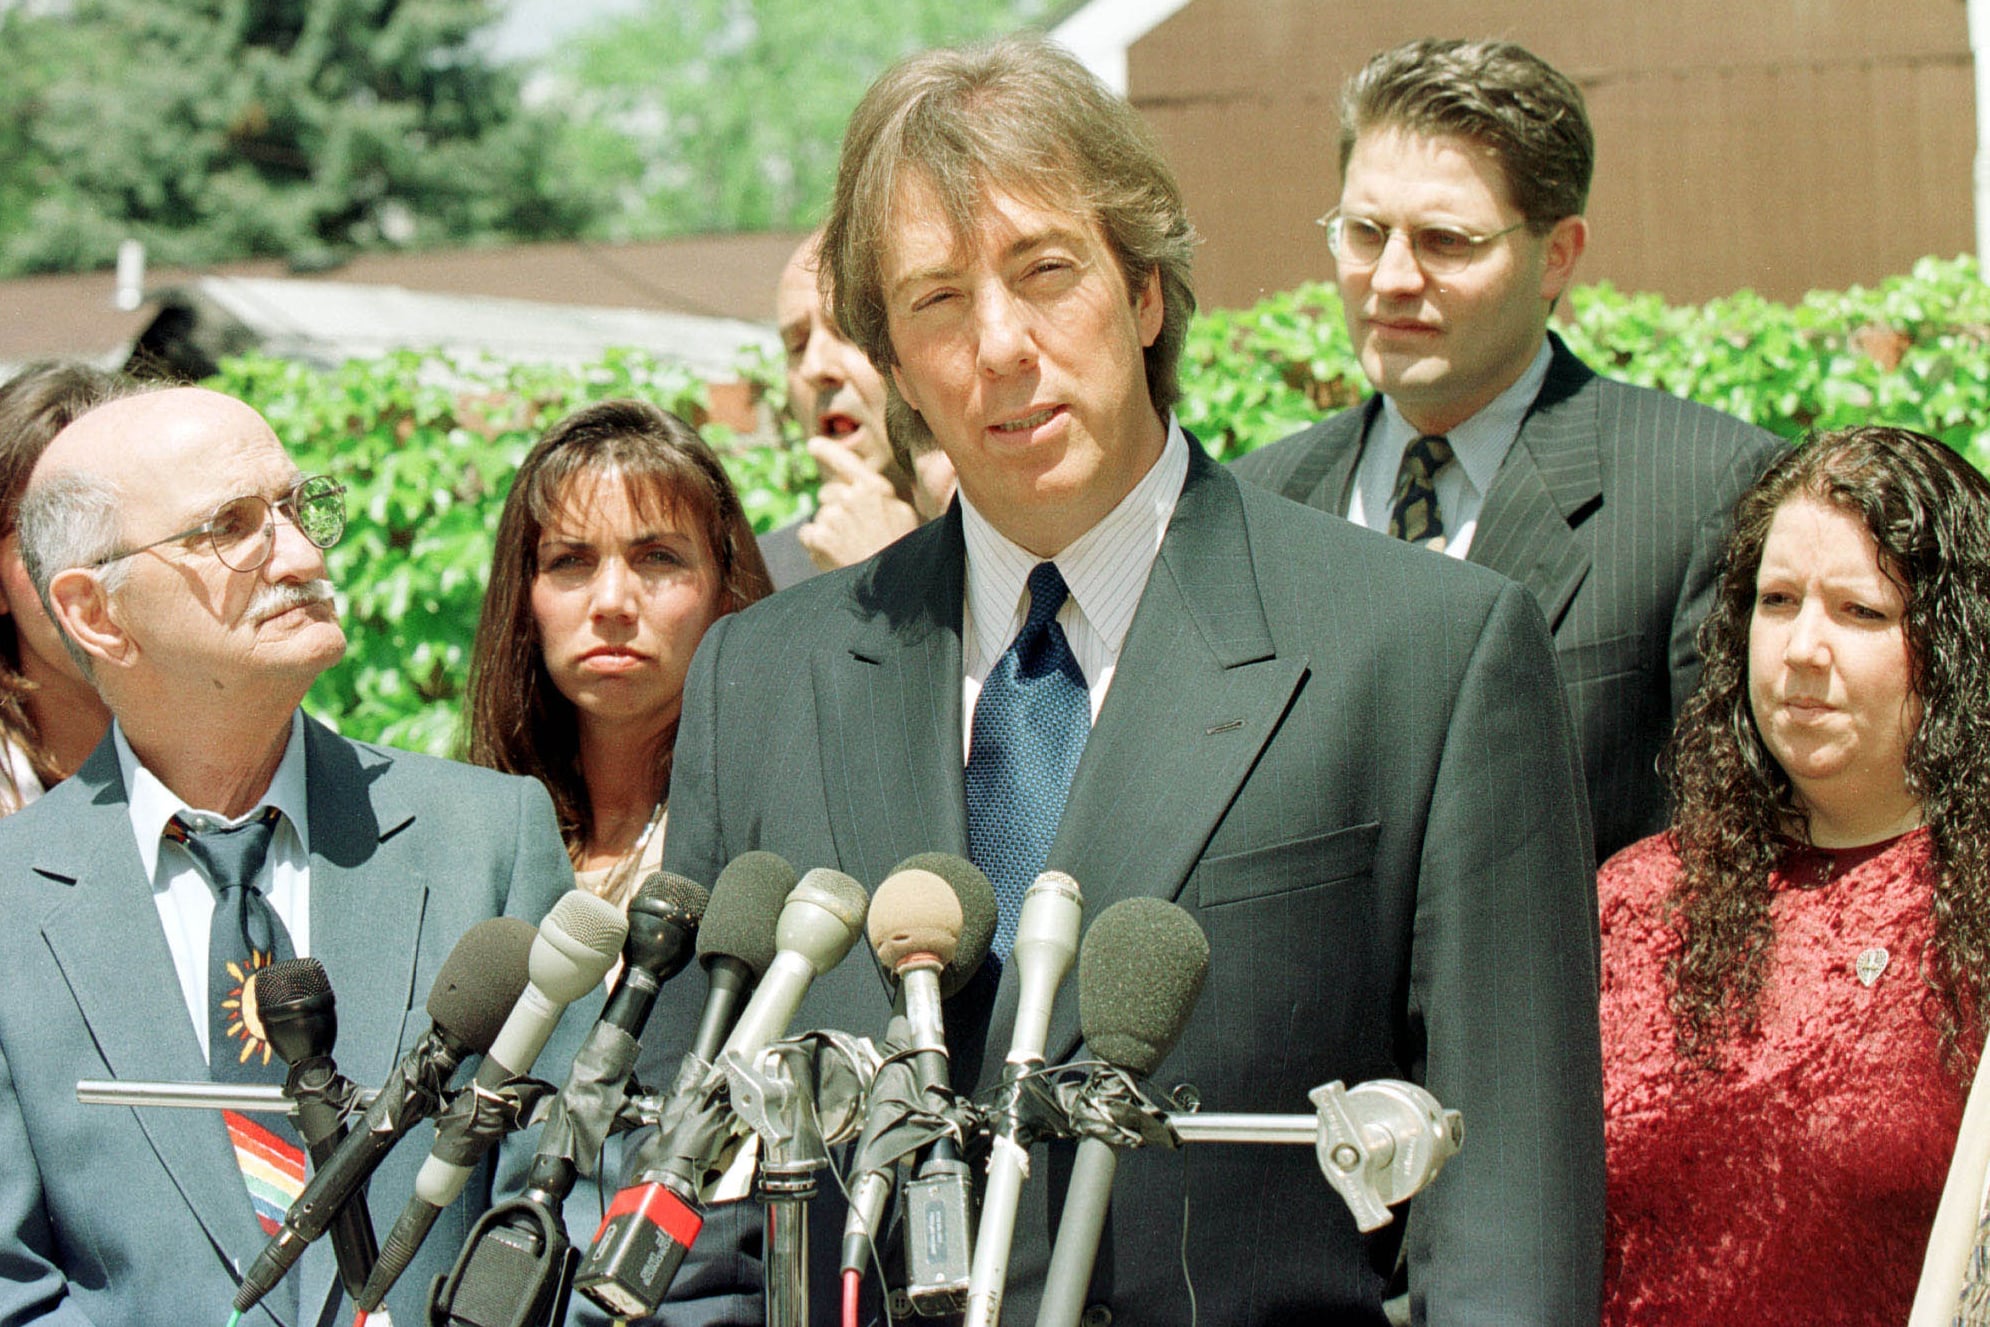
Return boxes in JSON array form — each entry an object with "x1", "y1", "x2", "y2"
[{"x1": 1600, "y1": 426, "x2": 1990, "y2": 1325}]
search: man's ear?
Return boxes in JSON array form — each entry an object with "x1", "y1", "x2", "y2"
[
  {"x1": 1540, "y1": 214, "x2": 1589, "y2": 306},
  {"x1": 1133, "y1": 266, "x2": 1164, "y2": 349},
  {"x1": 46, "y1": 568, "x2": 129, "y2": 669},
  {"x1": 890, "y1": 362, "x2": 924, "y2": 416}
]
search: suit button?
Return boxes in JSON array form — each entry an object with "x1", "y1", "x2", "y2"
[
  {"x1": 886, "y1": 1289, "x2": 914, "y2": 1320},
  {"x1": 1171, "y1": 1081, "x2": 1202, "y2": 1112},
  {"x1": 1081, "y1": 1306, "x2": 1113, "y2": 1327}
]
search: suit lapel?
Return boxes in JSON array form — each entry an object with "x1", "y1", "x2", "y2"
[
  {"x1": 971, "y1": 447, "x2": 1306, "y2": 1083},
  {"x1": 303, "y1": 719, "x2": 428, "y2": 1088},
  {"x1": 36, "y1": 742, "x2": 286, "y2": 1317},
  {"x1": 1291, "y1": 399, "x2": 1372, "y2": 513},
  {"x1": 1469, "y1": 335, "x2": 1603, "y2": 631},
  {"x1": 298, "y1": 718, "x2": 430, "y2": 1324},
  {"x1": 817, "y1": 513, "x2": 971, "y2": 889}
]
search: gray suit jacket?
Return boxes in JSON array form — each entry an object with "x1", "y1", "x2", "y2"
[
  {"x1": 756, "y1": 518, "x2": 821, "y2": 593},
  {"x1": 1232, "y1": 334, "x2": 1786, "y2": 861},
  {"x1": 0, "y1": 717, "x2": 576, "y2": 1327},
  {"x1": 655, "y1": 440, "x2": 1604, "y2": 1324}
]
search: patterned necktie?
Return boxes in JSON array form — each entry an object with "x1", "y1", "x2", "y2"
[
  {"x1": 1387, "y1": 433, "x2": 1456, "y2": 549},
  {"x1": 167, "y1": 806, "x2": 307, "y2": 1238},
  {"x1": 966, "y1": 562, "x2": 1092, "y2": 957},
  {"x1": 1956, "y1": 1206, "x2": 1990, "y2": 1324}
]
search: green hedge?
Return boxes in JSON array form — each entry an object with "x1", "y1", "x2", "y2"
[
  {"x1": 1178, "y1": 254, "x2": 1990, "y2": 470},
  {"x1": 210, "y1": 255, "x2": 1990, "y2": 753}
]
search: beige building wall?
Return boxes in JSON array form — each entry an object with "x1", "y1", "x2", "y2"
[{"x1": 1126, "y1": 0, "x2": 1974, "y2": 308}]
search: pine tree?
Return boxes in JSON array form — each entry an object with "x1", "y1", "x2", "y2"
[{"x1": 0, "y1": 0, "x2": 598, "y2": 275}]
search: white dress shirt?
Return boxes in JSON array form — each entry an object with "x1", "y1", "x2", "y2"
[
  {"x1": 959, "y1": 415, "x2": 1189, "y2": 759},
  {"x1": 119, "y1": 710, "x2": 313, "y2": 1062},
  {"x1": 1346, "y1": 338, "x2": 1554, "y2": 559}
]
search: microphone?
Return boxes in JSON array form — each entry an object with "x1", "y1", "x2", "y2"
[
  {"x1": 842, "y1": 855, "x2": 998, "y2": 1309},
  {"x1": 357, "y1": 891, "x2": 628, "y2": 1310},
  {"x1": 576, "y1": 865, "x2": 870, "y2": 1320},
  {"x1": 234, "y1": 917, "x2": 538, "y2": 1314},
  {"x1": 429, "y1": 873, "x2": 707, "y2": 1327},
  {"x1": 601, "y1": 872, "x2": 708, "y2": 1042},
  {"x1": 964, "y1": 871, "x2": 1084, "y2": 1327},
  {"x1": 1036, "y1": 897, "x2": 1209, "y2": 1327},
  {"x1": 687, "y1": 851, "x2": 800, "y2": 1068},
  {"x1": 244, "y1": 958, "x2": 379, "y2": 1298},
  {"x1": 716, "y1": 866, "x2": 868, "y2": 1058},
  {"x1": 564, "y1": 851, "x2": 796, "y2": 1319}
]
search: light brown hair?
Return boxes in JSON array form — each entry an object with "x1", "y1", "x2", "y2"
[
  {"x1": 0, "y1": 362, "x2": 123, "y2": 793},
  {"x1": 821, "y1": 33, "x2": 1198, "y2": 454}
]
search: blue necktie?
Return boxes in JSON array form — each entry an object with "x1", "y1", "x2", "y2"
[{"x1": 966, "y1": 562, "x2": 1092, "y2": 956}]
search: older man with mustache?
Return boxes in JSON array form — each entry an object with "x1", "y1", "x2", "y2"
[{"x1": 0, "y1": 386, "x2": 576, "y2": 1325}]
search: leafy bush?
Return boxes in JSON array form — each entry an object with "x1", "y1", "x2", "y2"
[
  {"x1": 213, "y1": 256, "x2": 1990, "y2": 751},
  {"x1": 206, "y1": 348, "x2": 804, "y2": 755},
  {"x1": 1181, "y1": 254, "x2": 1990, "y2": 474}
]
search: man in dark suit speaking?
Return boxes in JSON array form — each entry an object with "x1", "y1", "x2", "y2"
[
  {"x1": 0, "y1": 386, "x2": 577, "y2": 1325},
  {"x1": 1234, "y1": 39, "x2": 1785, "y2": 863},
  {"x1": 660, "y1": 34, "x2": 1603, "y2": 1324}
]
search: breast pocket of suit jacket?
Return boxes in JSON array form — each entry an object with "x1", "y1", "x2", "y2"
[
  {"x1": 1184, "y1": 823, "x2": 1392, "y2": 1104},
  {"x1": 1555, "y1": 628, "x2": 1661, "y2": 765}
]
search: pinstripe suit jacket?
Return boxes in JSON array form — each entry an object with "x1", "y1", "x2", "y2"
[
  {"x1": 656, "y1": 439, "x2": 1604, "y2": 1325},
  {"x1": 0, "y1": 718, "x2": 577, "y2": 1327},
  {"x1": 1231, "y1": 335, "x2": 1786, "y2": 861}
]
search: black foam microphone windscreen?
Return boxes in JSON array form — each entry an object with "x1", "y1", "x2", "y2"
[{"x1": 1078, "y1": 896, "x2": 1211, "y2": 1077}]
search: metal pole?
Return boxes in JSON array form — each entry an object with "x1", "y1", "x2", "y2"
[
  {"x1": 80, "y1": 1081, "x2": 295, "y2": 1112},
  {"x1": 1972, "y1": 0, "x2": 1990, "y2": 269}
]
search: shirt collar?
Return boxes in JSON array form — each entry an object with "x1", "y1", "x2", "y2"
[
  {"x1": 119, "y1": 709, "x2": 312, "y2": 881},
  {"x1": 960, "y1": 415, "x2": 1189, "y2": 665},
  {"x1": 1379, "y1": 336, "x2": 1554, "y2": 498}
]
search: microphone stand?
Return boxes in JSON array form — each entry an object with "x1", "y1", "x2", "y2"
[
  {"x1": 85, "y1": 1065, "x2": 1460, "y2": 1326},
  {"x1": 78, "y1": 1080, "x2": 377, "y2": 1112},
  {"x1": 723, "y1": 1042, "x2": 821, "y2": 1327},
  {"x1": 721, "y1": 1030, "x2": 882, "y2": 1327}
]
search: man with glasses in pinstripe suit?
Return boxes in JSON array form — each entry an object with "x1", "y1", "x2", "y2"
[{"x1": 1235, "y1": 38, "x2": 1786, "y2": 863}]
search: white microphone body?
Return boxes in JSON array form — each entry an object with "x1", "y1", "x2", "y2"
[
  {"x1": 415, "y1": 894, "x2": 626, "y2": 1207},
  {"x1": 357, "y1": 893, "x2": 625, "y2": 1310},
  {"x1": 719, "y1": 868, "x2": 870, "y2": 1061},
  {"x1": 1035, "y1": 1136, "x2": 1117, "y2": 1327},
  {"x1": 965, "y1": 871, "x2": 1083, "y2": 1327}
]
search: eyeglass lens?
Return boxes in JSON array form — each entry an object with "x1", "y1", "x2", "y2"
[
  {"x1": 211, "y1": 477, "x2": 346, "y2": 571},
  {"x1": 1332, "y1": 217, "x2": 1484, "y2": 274}
]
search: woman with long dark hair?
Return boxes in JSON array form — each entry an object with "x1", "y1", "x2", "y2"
[
  {"x1": 1601, "y1": 425, "x2": 1990, "y2": 1323},
  {"x1": 0, "y1": 362, "x2": 120, "y2": 812},
  {"x1": 464, "y1": 399, "x2": 772, "y2": 907}
]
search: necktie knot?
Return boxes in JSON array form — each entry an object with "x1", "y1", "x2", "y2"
[
  {"x1": 1022, "y1": 561, "x2": 1070, "y2": 632},
  {"x1": 171, "y1": 806, "x2": 281, "y2": 900}
]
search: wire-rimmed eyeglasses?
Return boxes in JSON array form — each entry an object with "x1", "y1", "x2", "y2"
[
  {"x1": 87, "y1": 474, "x2": 347, "y2": 573},
  {"x1": 1318, "y1": 209, "x2": 1527, "y2": 276}
]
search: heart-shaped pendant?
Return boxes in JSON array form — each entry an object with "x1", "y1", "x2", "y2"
[{"x1": 1855, "y1": 947, "x2": 1890, "y2": 987}]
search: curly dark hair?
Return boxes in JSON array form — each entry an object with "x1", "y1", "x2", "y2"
[
  {"x1": 1664, "y1": 425, "x2": 1990, "y2": 1066},
  {"x1": 463, "y1": 399, "x2": 772, "y2": 861}
]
